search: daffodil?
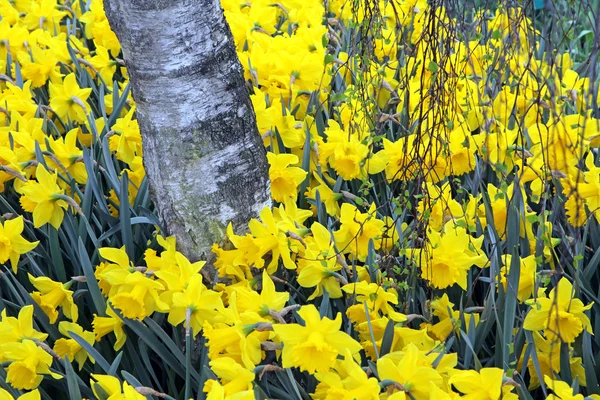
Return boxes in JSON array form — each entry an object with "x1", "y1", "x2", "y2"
[
  {"x1": 407, "y1": 222, "x2": 487, "y2": 290},
  {"x1": 305, "y1": 172, "x2": 342, "y2": 216},
  {"x1": 342, "y1": 281, "x2": 406, "y2": 323},
  {"x1": 297, "y1": 222, "x2": 344, "y2": 300},
  {"x1": 203, "y1": 292, "x2": 266, "y2": 370},
  {"x1": 203, "y1": 357, "x2": 255, "y2": 399},
  {"x1": 318, "y1": 121, "x2": 376, "y2": 180},
  {"x1": 0, "y1": 388, "x2": 41, "y2": 400},
  {"x1": 18, "y1": 165, "x2": 69, "y2": 229},
  {"x1": 248, "y1": 206, "x2": 297, "y2": 271},
  {"x1": 448, "y1": 124, "x2": 477, "y2": 176},
  {"x1": 416, "y1": 182, "x2": 465, "y2": 231},
  {"x1": 79, "y1": 0, "x2": 108, "y2": 39},
  {"x1": 378, "y1": 135, "x2": 418, "y2": 181},
  {"x1": 153, "y1": 250, "x2": 205, "y2": 300},
  {"x1": 49, "y1": 73, "x2": 92, "y2": 123},
  {"x1": 225, "y1": 269, "x2": 289, "y2": 316},
  {"x1": 334, "y1": 203, "x2": 385, "y2": 261},
  {"x1": 520, "y1": 332, "x2": 585, "y2": 389},
  {"x1": 93, "y1": 305, "x2": 127, "y2": 351},
  {"x1": 88, "y1": 45, "x2": 118, "y2": 83},
  {"x1": 53, "y1": 322, "x2": 95, "y2": 370},
  {"x1": 90, "y1": 374, "x2": 145, "y2": 400},
  {"x1": 48, "y1": 128, "x2": 87, "y2": 184},
  {"x1": 351, "y1": 315, "x2": 437, "y2": 359},
  {"x1": 2, "y1": 340, "x2": 62, "y2": 390},
  {"x1": 473, "y1": 125, "x2": 519, "y2": 175},
  {"x1": 312, "y1": 349, "x2": 380, "y2": 399},
  {"x1": 0, "y1": 216, "x2": 38, "y2": 273},
  {"x1": 22, "y1": 0, "x2": 67, "y2": 31},
  {"x1": 427, "y1": 293, "x2": 478, "y2": 340},
  {"x1": 500, "y1": 254, "x2": 537, "y2": 303},
  {"x1": 377, "y1": 344, "x2": 444, "y2": 399},
  {"x1": 1, "y1": 81, "x2": 38, "y2": 118},
  {"x1": 95, "y1": 246, "x2": 133, "y2": 295},
  {"x1": 29, "y1": 274, "x2": 78, "y2": 323},
  {"x1": 267, "y1": 152, "x2": 307, "y2": 203},
  {"x1": 448, "y1": 367, "x2": 518, "y2": 399},
  {"x1": 109, "y1": 106, "x2": 143, "y2": 164},
  {"x1": 106, "y1": 272, "x2": 169, "y2": 321},
  {"x1": 543, "y1": 376, "x2": 584, "y2": 400},
  {"x1": 167, "y1": 274, "x2": 223, "y2": 336},
  {"x1": 18, "y1": 45, "x2": 62, "y2": 88},
  {"x1": 0, "y1": 305, "x2": 47, "y2": 344},
  {"x1": 523, "y1": 277, "x2": 593, "y2": 343},
  {"x1": 273, "y1": 304, "x2": 362, "y2": 373}
]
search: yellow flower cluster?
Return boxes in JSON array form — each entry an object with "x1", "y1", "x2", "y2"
[{"x1": 0, "y1": 0, "x2": 599, "y2": 399}]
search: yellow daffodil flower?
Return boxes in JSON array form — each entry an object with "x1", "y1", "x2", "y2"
[
  {"x1": 273, "y1": 304, "x2": 362, "y2": 373},
  {"x1": 0, "y1": 216, "x2": 38, "y2": 273},
  {"x1": 93, "y1": 305, "x2": 126, "y2": 351},
  {"x1": 18, "y1": 165, "x2": 69, "y2": 229},
  {"x1": 53, "y1": 321, "x2": 95, "y2": 370},
  {"x1": 524, "y1": 277, "x2": 593, "y2": 343},
  {"x1": 28, "y1": 274, "x2": 78, "y2": 324},
  {"x1": 90, "y1": 374, "x2": 145, "y2": 400},
  {"x1": 49, "y1": 73, "x2": 92, "y2": 123}
]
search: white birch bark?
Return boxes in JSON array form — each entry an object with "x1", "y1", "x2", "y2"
[{"x1": 103, "y1": 0, "x2": 271, "y2": 272}]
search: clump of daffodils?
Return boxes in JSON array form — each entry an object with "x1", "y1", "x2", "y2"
[{"x1": 0, "y1": 0, "x2": 599, "y2": 399}]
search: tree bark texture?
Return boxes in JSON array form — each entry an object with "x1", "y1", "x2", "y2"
[{"x1": 103, "y1": 0, "x2": 271, "y2": 268}]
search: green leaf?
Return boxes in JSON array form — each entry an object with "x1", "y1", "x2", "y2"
[
  {"x1": 69, "y1": 331, "x2": 111, "y2": 373},
  {"x1": 254, "y1": 385, "x2": 269, "y2": 400},
  {"x1": 427, "y1": 61, "x2": 439, "y2": 73},
  {"x1": 100, "y1": 137, "x2": 121, "y2": 196},
  {"x1": 319, "y1": 289, "x2": 331, "y2": 319},
  {"x1": 115, "y1": 306, "x2": 194, "y2": 384},
  {"x1": 583, "y1": 243, "x2": 600, "y2": 281},
  {"x1": 78, "y1": 239, "x2": 106, "y2": 316},
  {"x1": 65, "y1": 356, "x2": 82, "y2": 400},
  {"x1": 121, "y1": 371, "x2": 156, "y2": 400},
  {"x1": 195, "y1": 336, "x2": 209, "y2": 400},
  {"x1": 106, "y1": 82, "x2": 131, "y2": 129},
  {"x1": 120, "y1": 171, "x2": 135, "y2": 260},
  {"x1": 185, "y1": 314, "x2": 192, "y2": 400},
  {"x1": 297, "y1": 124, "x2": 312, "y2": 209},
  {"x1": 524, "y1": 331, "x2": 548, "y2": 397},
  {"x1": 48, "y1": 226, "x2": 67, "y2": 282},
  {"x1": 108, "y1": 352, "x2": 124, "y2": 376},
  {"x1": 83, "y1": 147, "x2": 110, "y2": 214},
  {"x1": 138, "y1": 341, "x2": 165, "y2": 392},
  {"x1": 582, "y1": 331, "x2": 599, "y2": 394},
  {"x1": 460, "y1": 329, "x2": 483, "y2": 371},
  {"x1": 366, "y1": 239, "x2": 377, "y2": 283},
  {"x1": 432, "y1": 337, "x2": 454, "y2": 369},
  {"x1": 144, "y1": 317, "x2": 189, "y2": 368},
  {"x1": 502, "y1": 244, "x2": 520, "y2": 370},
  {"x1": 559, "y1": 341, "x2": 573, "y2": 384},
  {"x1": 285, "y1": 368, "x2": 304, "y2": 400},
  {"x1": 14, "y1": 61, "x2": 23, "y2": 87},
  {"x1": 363, "y1": 301, "x2": 379, "y2": 359},
  {"x1": 379, "y1": 318, "x2": 395, "y2": 357}
]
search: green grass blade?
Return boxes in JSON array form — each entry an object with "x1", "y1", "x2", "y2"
[
  {"x1": 65, "y1": 356, "x2": 83, "y2": 400},
  {"x1": 120, "y1": 171, "x2": 135, "y2": 260},
  {"x1": 69, "y1": 331, "x2": 111, "y2": 373},
  {"x1": 379, "y1": 318, "x2": 395, "y2": 357},
  {"x1": 78, "y1": 239, "x2": 106, "y2": 316}
]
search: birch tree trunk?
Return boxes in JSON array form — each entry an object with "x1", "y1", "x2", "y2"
[{"x1": 103, "y1": 0, "x2": 271, "y2": 272}]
